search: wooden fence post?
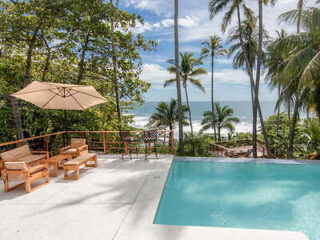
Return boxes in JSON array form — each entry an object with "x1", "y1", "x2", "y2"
[
  {"x1": 45, "y1": 136, "x2": 49, "y2": 153},
  {"x1": 171, "y1": 130, "x2": 175, "y2": 155},
  {"x1": 103, "y1": 132, "x2": 107, "y2": 154}
]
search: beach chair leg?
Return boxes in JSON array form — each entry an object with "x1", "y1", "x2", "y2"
[
  {"x1": 64, "y1": 168, "x2": 68, "y2": 179},
  {"x1": 25, "y1": 179, "x2": 31, "y2": 193},
  {"x1": 154, "y1": 141, "x2": 158, "y2": 159},
  {"x1": 3, "y1": 175, "x2": 9, "y2": 192},
  {"x1": 145, "y1": 142, "x2": 147, "y2": 160}
]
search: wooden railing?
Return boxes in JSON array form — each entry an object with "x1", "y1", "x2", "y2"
[
  {"x1": 0, "y1": 130, "x2": 175, "y2": 156},
  {"x1": 209, "y1": 138, "x2": 267, "y2": 158}
]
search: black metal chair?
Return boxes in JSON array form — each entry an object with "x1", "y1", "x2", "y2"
[
  {"x1": 143, "y1": 130, "x2": 158, "y2": 160},
  {"x1": 119, "y1": 131, "x2": 139, "y2": 160}
]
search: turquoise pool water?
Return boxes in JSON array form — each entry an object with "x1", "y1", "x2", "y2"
[{"x1": 154, "y1": 160, "x2": 320, "y2": 240}]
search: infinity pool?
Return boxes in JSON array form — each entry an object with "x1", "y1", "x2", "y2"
[{"x1": 154, "y1": 159, "x2": 320, "y2": 240}]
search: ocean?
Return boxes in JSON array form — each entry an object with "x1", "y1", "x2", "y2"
[{"x1": 127, "y1": 101, "x2": 280, "y2": 135}]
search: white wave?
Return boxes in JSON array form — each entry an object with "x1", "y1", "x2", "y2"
[{"x1": 130, "y1": 115, "x2": 253, "y2": 136}]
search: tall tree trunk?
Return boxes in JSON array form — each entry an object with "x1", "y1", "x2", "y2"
[
  {"x1": 184, "y1": 84, "x2": 193, "y2": 135},
  {"x1": 288, "y1": 97, "x2": 300, "y2": 158},
  {"x1": 297, "y1": 0, "x2": 303, "y2": 34},
  {"x1": 169, "y1": 124, "x2": 173, "y2": 147},
  {"x1": 184, "y1": 83, "x2": 195, "y2": 155},
  {"x1": 42, "y1": 36, "x2": 51, "y2": 82},
  {"x1": 174, "y1": 0, "x2": 184, "y2": 155},
  {"x1": 9, "y1": 96, "x2": 24, "y2": 139},
  {"x1": 77, "y1": 33, "x2": 90, "y2": 84},
  {"x1": 112, "y1": 47, "x2": 121, "y2": 127},
  {"x1": 277, "y1": 85, "x2": 281, "y2": 134},
  {"x1": 15, "y1": 25, "x2": 41, "y2": 141},
  {"x1": 211, "y1": 54, "x2": 217, "y2": 142},
  {"x1": 288, "y1": 100, "x2": 291, "y2": 126},
  {"x1": 235, "y1": 1, "x2": 271, "y2": 157},
  {"x1": 218, "y1": 125, "x2": 221, "y2": 142},
  {"x1": 253, "y1": 0, "x2": 264, "y2": 158},
  {"x1": 24, "y1": 26, "x2": 40, "y2": 87},
  {"x1": 110, "y1": 0, "x2": 122, "y2": 127}
]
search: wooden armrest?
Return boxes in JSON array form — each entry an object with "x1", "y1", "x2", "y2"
[
  {"x1": 76, "y1": 145, "x2": 88, "y2": 155},
  {"x1": 77, "y1": 145, "x2": 88, "y2": 151},
  {"x1": 59, "y1": 146, "x2": 70, "y2": 154},
  {"x1": 29, "y1": 164, "x2": 48, "y2": 173},
  {"x1": 3, "y1": 159, "x2": 22, "y2": 163},
  {"x1": 31, "y1": 151, "x2": 49, "y2": 158}
]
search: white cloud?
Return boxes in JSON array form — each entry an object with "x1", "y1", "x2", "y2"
[
  {"x1": 161, "y1": 19, "x2": 174, "y2": 28},
  {"x1": 125, "y1": 0, "x2": 172, "y2": 16},
  {"x1": 140, "y1": 63, "x2": 172, "y2": 85},
  {"x1": 132, "y1": 21, "x2": 161, "y2": 34},
  {"x1": 141, "y1": 63, "x2": 252, "y2": 88},
  {"x1": 216, "y1": 58, "x2": 233, "y2": 64},
  {"x1": 180, "y1": 46, "x2": 201, "y2": 53},
  {"x1": 132, "y1": 16, "x2": 200, "y2": 34},
  {"x1": 179, "y1": 16, "x2": 200, "y2": 28}
]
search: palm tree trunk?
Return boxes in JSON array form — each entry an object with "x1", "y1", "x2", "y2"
[
  {"x1": 253, "y1": 0, "x2": 264, "y2": 158},
  {"x1": 218, "y1": 125, "x2": 221, "y2": 142},
  {"x1": 169, "y1": 124, "x2": 173, "y2": 147},
  {"x1": 235, "y1": 1, "x2": 271, "y2": 157},
  {"x1": 288, "y1": 100, "x2": 291, "y2": 125},
  {"x1": 297, "y1": 0, "x2": 303, "y2": 34},
  {"x1": 249, "y1": 66, "x2": 256, "y2": 157},
  {"x1": 184, "y1": 83, "x2": 195, "y2": 155},
  {"x1": 9, "y1": 96, "x2": 24, "y2": 139},
  {"x1": 288, "y1": 97, "x2": 300, "y2": 158},
  {"x1": 174, "y1": 0, "x2": 184, "y2": 155},
  {"x1": 277, "y1": 85, "x2": 281, "y2": 134},
  {"x1": 211, "y1": 54, "x2": 217, "y2": 142},
  {"x1": 184, "y1": 84, "x2": 193, "y2": 135}
]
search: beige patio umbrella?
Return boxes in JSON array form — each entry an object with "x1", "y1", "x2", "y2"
[{"x1": 11, "y1": 81, "x2": 107, "y2": 139}]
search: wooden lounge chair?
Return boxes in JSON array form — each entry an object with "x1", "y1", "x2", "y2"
[
  {"x1": 59, "y1": 138, "x2": 88, "y2": 158},
  {"x1": 0, "y1": 145, "x2": 48, "y2": 169},
  {"x1": 1, "y1": 161, "x2": 49, "y2": 193},
  {"x1": 63, "y1": 153, "x2": 97, "y2": 180}
]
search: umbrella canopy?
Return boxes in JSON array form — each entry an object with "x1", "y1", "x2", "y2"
[{"x1": 11, "y1": 81, "x2": 107, "y2": 110}]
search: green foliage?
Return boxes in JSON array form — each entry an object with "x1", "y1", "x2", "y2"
[
  {"x1": 264, "y1": 113, "x2": 306, "y2": 158},
  {"x1": 179, "y1": 132, "x2": 214, "y2": 157},
  {"x1": 303, "y1": 117, "x2": 320, "y2": 158},
  {"x1": 201, "y1": 103, "x2": 240, "y2": 142},
  {"x1": 0, "y1": 0, "x2": 156, "y2": 142},
  {"x1": 147, "y1": 99, "x2": 189, "y2": 130}
]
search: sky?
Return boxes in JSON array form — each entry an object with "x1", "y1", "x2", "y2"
[{"x1": 119, "y1": 0, "x2": 318, "y2": 102}]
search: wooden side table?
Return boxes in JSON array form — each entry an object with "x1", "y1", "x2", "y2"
[{"x1": 40, "y1": 155, "x2": 72, "y2": 177}]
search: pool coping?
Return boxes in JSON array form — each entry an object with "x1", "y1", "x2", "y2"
[{"x1": 174, "y1": 156, "x2": 320, "y2": 165}]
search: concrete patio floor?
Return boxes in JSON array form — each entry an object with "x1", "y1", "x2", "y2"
[{"x1": 0, "y1": 154, "x2": 308, "y2": 240}]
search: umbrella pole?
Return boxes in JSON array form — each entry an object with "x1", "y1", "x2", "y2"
[{"x1": 64, "y1": 110, "x2": 68, "y2": 145}]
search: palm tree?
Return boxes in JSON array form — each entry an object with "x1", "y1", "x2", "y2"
[
  {"x1": 164, "y1": 52, "x2": 207, "y2": 138},
  {"x1": 201, "y1": 35, "x2": 228, "y2": 143},
  {"x1": 253, "y1": 0, "x2": 276, "y2": 158},
  {"x1": 277, "y1": 7, "x2": 320, "y2": 157},
  {"x1": 265, "y1": 29, "x2": 289, "y2": 133},
  {"x1": 201, "y1": 103, "x2": 240, "y2": 142},
  {"x1": 297, "y1": 0, "x2": 305, "y2": 34},
  {"x1": 228, "y1": 19, "x2": 268, "y2": 135},
  {"x1": 174, "y1": 0, "x2": 184, "y2": 155},
  {"x1": 147, "y1": 99, "x2": 188, "y2": 146},
  {"x1": 208, "y1": 0, "x2": 272, "y2": 158}
]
